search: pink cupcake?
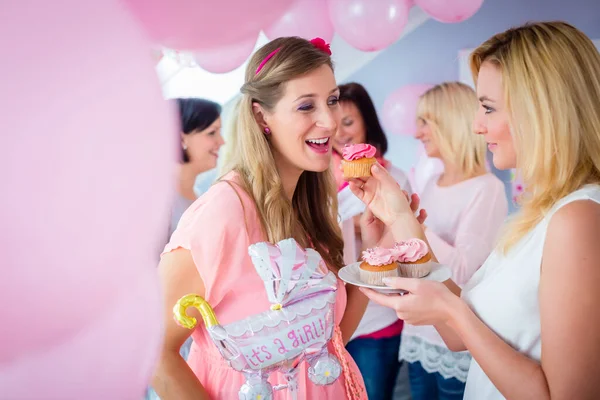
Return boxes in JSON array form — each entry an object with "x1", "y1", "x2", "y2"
[
  {"x1": 341, "y1": 143, "x2": 377, "y2": 179},
  {"x1": 359, "y1": 247, "x2": 399, "y2": 285},
  {"x1": 393, "y1": 239, "x2": 432, "y2": 278}
]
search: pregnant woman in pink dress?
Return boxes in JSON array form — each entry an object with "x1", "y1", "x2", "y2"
[{"x1": 150, "y1": 36, "x2": 368, "y2": 400}]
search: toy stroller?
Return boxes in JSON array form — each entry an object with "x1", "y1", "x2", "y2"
[{"x1": 173, "y1": 238, "x2": 342, "y2": 400}]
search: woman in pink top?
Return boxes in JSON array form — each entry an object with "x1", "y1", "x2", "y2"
[
  {"x1": 400, "y1": 82, "x2": 507, "y2": 400},
  {"x1": 151, "y1": 37, "x2": 368, "y2": 400}
]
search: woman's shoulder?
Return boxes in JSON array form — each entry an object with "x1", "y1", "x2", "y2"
[
  {"x1": 465, "y1": 173, "x2": 508, "y2": 211},
  {"x1": 545, "y1": 184, "x2": 600, "y2": 224},
  {"x1": 164, "y1": 172, "x2": 261, "y2": 257},
  {"x1": 477, "y1": 172, "x2": 506, "y2": 194},
  {"x1": 461, "y1": 172, "x2": 505, "y2": 196},
  {"x1": 183, "y1": 172, "x2": 254, "y2": 226}
]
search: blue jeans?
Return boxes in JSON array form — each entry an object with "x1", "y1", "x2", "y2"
[
  {"x1": 408, "y1": 361, "x2": 466, "y2": 400},
  {"x1": 346, "y1": 335, "x2": 402, "y2": 400},
  {"x1": 144, "y1": 337, "x2": 192, "y2": 400}
]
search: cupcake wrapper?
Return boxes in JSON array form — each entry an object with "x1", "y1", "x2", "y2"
[
  {"x1": 342, "y1": 159, "x2": 375, "y2": 179},
  {"x1": 359, "y1": 267, "x2": 399, "y2": 286},
  {"x1": 398, "y1": 261, "x2": 432, "y2": 278}
]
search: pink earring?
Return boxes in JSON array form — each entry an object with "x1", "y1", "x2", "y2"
[{"x1": 264, "y1": 127, "x2": 271, "y2": 135}]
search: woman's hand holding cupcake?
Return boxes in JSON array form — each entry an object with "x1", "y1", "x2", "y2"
[
  {"x1": 349, "y1": 162, "x2": 428, "y2": 246},
  {"x1": 360, "y1": 195, "x2": 428, "y2": 250},
  {"x1": 360, "y1": 208, "x2": 386, "y2": 249},
  {"x1": 351, "y1": 164, "x2": 460, "y2": 320},
  {"x1": 348, "y1": 162, "x2": 411, "y2": 225},
  {"x1": 359, "y1": 236, "x2": 460, "y2": 327}
]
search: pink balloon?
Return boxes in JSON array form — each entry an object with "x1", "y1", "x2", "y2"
[
  {"x1": 382, "y1": 84, "x2": 434, "y2": 136},
  {"x1": 327, "y1": 0, "x2": 411, "y2": 52},
  {"x1": 0, "y1": 0, "x2": 174, "y2": 397},
  {"x1": 265, "y1": 0, "x2": 335, "y2": 43},
  {"x1": 0, "y1": 270, "x2": 163, "y2": 399},
  {"x1": 415, "y1": 0, "x2": 484, "y2": 23},
  {"x1": 193, "y1": 36, "x2": 258, "y2": 74},
  {"x1": 122, "y1": 0, "x2": 294, "y2": 50}
]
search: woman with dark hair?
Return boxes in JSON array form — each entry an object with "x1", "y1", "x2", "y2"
[
  {"x1": 170, "y1": 98, "x2": 224, "y2": 235},
  {"x1": 332, "y1": 83, "x2": 410, "y2": 192},
  {"x1": 333, "y1": 82, "x2": 412, "y2": 400},
  {"x1": 146, "y1": 97, "x2": 223, "y2": 400}
]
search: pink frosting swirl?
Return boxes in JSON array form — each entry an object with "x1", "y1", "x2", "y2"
[
  {"x1": 342, "y1": 144, "x2": 376, "y2": 161},
  {"x1": 393, "y1": 239, "x2": 429, "y2": 263},
  {"x1": 362, "y1": 247, "x2": 396, "y2": 266}
]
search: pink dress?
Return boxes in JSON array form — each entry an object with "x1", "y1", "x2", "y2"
[{"x1": 164, "y1": 172, "x2": 367, "y2": 400}]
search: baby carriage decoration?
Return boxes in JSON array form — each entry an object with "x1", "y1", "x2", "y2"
[{"x1": 173, "y1": 238, "x2": 341, "y2": 399}]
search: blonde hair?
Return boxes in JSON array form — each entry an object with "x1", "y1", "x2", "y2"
[
  {"x1": 470, "y1": 21, "x2": 600, "y2": 252},
  {"x1": 417, "y1": 82, "x2": 487, "y2": 177},
  {"x1": 218, "y1": 96, "x2": 242, "y2": 174},
  {"x1": 224, "y1": 37, "x2": 344, "y2": 271}
]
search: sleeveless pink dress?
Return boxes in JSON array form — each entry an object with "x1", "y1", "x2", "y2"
[{"x1": 164, "y1": 172, "x2": 367, "y2": 399}]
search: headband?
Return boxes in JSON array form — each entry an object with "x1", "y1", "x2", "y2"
[{"x1": 255, "y1": 37, "x2": 332, "y2": 75}]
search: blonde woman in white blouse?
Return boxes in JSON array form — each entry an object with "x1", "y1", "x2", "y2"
[
  {"x1": 401, "y1": 82, "x2": 508, "y2": 400},
  {"x1": 350, "y1": 21, "x2": 600, "y2": 400}
]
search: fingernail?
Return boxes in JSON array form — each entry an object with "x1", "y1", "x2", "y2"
[
  {"x1": 382, "y1": 277, "x2": 391, "y2": 285},
  {"x1": 373, "y1": 165, "x2": 380, "y2": 173}
]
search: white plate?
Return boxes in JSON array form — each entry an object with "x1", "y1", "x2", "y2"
[{"x1": 338, "y1": 262, "x2": 452, "y2": 294}]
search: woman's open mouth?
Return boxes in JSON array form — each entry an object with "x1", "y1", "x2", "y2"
[{"x1": 305, "y1": 137, "x2": 330, "y2": 154}]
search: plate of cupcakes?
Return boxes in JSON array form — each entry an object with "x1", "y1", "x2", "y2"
[{"x1": 339, "y1": 238, "x2": 451, "y2": 294}]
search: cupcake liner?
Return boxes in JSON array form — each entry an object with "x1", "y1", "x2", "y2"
[
  {"x1": 359, "y1": 267, "x2": 399, "y2": 285},
  {"x1": 342, "y1": 158, "x2": 376, "y2": 179},
  {"x1": 398, "y1": 261, "x2": 433, "y2": 278}
]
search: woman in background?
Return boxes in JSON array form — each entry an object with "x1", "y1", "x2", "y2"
[
  {"x1": 147, "y1": 97, "x2": 223, "y2": 400},
  {"x1": 399, "y1": 82, "x2": 507, "y2": 400},
  {"x1": 333, "y1": 82, "x2": 412, "y2": 400},
  {"x1": 170, "y1": 98, "x2": 224, "y2": 236},
  {"x1": 332, "y1": 83, "x2": 411, "y2": 193}
]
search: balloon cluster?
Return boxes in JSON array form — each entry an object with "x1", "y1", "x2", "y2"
[
  {"x1": 173, "y1": 238, "x2": 342, "y2": 400},
  {"x1": 126, "y1": 0, "x2": 484, "y2": 72}
]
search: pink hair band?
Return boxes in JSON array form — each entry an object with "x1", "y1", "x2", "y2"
[{"x1": 255, "y1": 48, "x2": 281, "y2": 75}]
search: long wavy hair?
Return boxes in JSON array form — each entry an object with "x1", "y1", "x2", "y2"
[
  {"x1": 224, "y1": 37, "x2": 344, "y2": 271},
  {"x1": 470, "y1": 21, "x2": 600, "y2": 252}
]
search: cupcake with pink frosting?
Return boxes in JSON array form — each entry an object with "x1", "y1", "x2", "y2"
[
  {"x1": 359, "y1": 246, "x2": 399, "y2": 285},
  {"x1": 341, "y1": 143, "x2": 377, "y2": 179},
  {"x1": 393, "y1": 239, "x2": 432, "y2": 278}
]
